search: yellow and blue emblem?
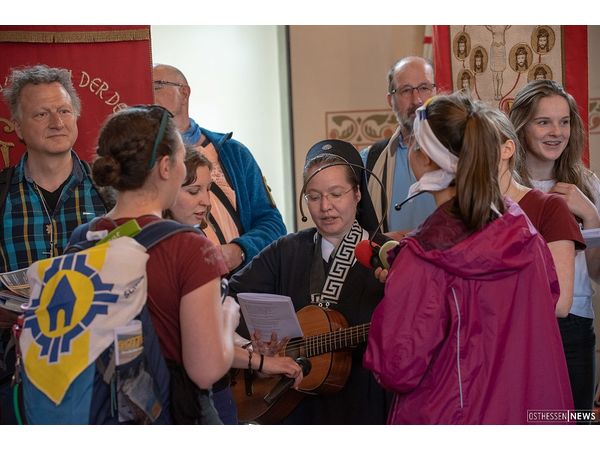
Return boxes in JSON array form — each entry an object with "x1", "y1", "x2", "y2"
[{"x1": 20, "y1": 238, "x2": 149, "y2": 405}]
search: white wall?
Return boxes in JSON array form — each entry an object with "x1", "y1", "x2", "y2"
[{"x1": 150, "y1": 25, "x2": 294, "y2": 230}]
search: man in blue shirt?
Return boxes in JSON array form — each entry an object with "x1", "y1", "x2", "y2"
[{"x1": 362, "y1": 56, "x2": 437, "y2": 235}]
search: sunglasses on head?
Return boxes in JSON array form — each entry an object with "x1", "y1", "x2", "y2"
[{"x1": 129, "y1": 104, "x2": 174, "y2": 169}]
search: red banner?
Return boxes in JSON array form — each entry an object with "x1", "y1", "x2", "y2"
[
  {"x1": 0, "y1": 25, "x2": 154, "y2": 168},
  {"x1": 433, "y1": 25, "x2": 589, "y2": 165}
]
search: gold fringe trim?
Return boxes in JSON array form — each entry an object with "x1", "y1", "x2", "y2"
[{"x1": 0, "y1": 29, "x2": 150, "y2": 44}]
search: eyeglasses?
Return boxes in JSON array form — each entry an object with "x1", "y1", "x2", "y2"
[
  {"x1": 390, "y1": 83, "x2": 436, "y2": 99},
  {"x1": 153, "y1": 80, "x2": 186, "y2": 90},
  {"x1": 303, "y1": 187, "x2": 355, "y2": 204},
  {"x1": 129, "y1": 104, "x2": 174, "y2": 169}
]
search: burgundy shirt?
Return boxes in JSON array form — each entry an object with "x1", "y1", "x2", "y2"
[
  {"x1": 93, "y1": 215, "x2": 228, "y2": 362},
  {"x1": 519, "y1": 189, "x2": 585, "y2": 250}
]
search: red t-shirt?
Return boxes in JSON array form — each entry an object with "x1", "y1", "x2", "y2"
[
  {"x1": 92, "y1": 215, "x2": 228, "y2": 362},
  {"x1": 519, "y1": 189, "x2": 585, "y2": 250}
]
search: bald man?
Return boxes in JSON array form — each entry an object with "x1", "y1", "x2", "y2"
[{"x1": 153, "y1": 64, "x2": 286, "y2": 273}]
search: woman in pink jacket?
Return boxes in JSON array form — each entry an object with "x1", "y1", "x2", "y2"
[{"x1": 364, "y1": 93, "x2": 573, "y2": 424}]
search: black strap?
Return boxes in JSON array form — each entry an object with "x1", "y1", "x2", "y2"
[
  {"x1": 209, "y1": 183, "x2": 244, "y2": 236},
  {"x1": 365, "y1": 139, "x2": 390, "y2": 233},
  {"x1": 0, "y1": 166, "x2": 15, "y2": 216},
  {"x1": 207, "y1": 214, "x2": 227, "y2": 245},
  {"x1": 365, "y1": 138, "x2": 389, "y2": 182},
  {"x1": 166, "y1": 359, "x2": 222, "y2": 425},
  {"x1": 380, "y1": 158, "x2": 389, "y2": 234}
]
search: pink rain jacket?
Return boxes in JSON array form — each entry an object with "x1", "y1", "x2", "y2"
[{"x1": 364, "y1": 200, "x2": 573, "y2": 424}]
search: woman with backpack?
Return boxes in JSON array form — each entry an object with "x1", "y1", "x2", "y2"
[
  {"x1": 509, "y1": 80, "x2": 600, "y2": 415},
  {"x1": 85, "y1": 105, "x2": 240, "y2": 423}
]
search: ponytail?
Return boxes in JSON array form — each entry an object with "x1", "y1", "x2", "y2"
[
  {"x1": 455, "y1": 112, "x2": 505, "y2": 230},
  {"x1": 425, "y1": 93, "x2": 506, "y2": 231}
]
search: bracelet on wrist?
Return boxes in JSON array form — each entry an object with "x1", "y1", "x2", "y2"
[
  {"x1": 258, "y1": 353, "x2": 265, "y2": 373},
  {"x1": 247, "y1": 349, "x2": 254, "y2": 374}
]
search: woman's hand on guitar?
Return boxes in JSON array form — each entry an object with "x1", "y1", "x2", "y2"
[
  {"x1": 374, "y1": 267, "x2": 388, "y2": 283},
  {"x1": 251, "y1": 331, "x2": 289, "y2": 356},
  {"x1": 261, "y1": 356, "x2": 304, "y2": 388}
]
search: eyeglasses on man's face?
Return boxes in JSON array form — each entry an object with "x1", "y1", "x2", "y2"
[
  {"x1": 390, "y1": 83, "x2": 436, "y2": 99},
  {"x1": 304, "y1": 187, "x2": 355, "y2": 204},
  {"x1": 153, "y1": 80, "x2": 186, "y2": 91}
]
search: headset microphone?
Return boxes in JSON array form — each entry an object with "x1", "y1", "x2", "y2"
[
  {"x1": 298, "y1": 148, "x2": 401, "y2": 271},
  {"x1": 299, "y1": 160, "x2": 388, "y2": 234},
  {"x1": 394, "y1": 189, "x2": 429, "y2": 211}
]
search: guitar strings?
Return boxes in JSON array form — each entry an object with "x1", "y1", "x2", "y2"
[{"x1": 280, "y1": 323, "x2": 371, "y2": 356}]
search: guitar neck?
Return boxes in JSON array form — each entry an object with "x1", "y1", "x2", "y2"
[{"x1": 303, "y1": 323, "x2": 370, "y2": 358}]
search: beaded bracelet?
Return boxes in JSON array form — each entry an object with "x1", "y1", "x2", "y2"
[{"x1": 247, "y1": 349, "x2": 254, "y2": 374}]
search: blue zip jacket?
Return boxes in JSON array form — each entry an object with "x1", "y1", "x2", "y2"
[{"x1": 200, "y1": 127, "x2": 287, "y2": 264}]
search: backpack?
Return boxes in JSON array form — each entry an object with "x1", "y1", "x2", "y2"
[{"x1": 15, "y1": 219, "x2": 198, "y2": 424}]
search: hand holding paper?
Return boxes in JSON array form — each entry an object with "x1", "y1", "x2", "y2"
[
  {"x1": 237, "y1": 293, "x2": 303, "y2": 345},
  {"x1": 251, "y1": 331, "x2": 289, "y2": 356}
]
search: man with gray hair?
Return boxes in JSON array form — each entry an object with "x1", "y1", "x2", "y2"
[
  {"x1": 0, "y1": 65, "x2": 106, "y2": 423},
  {"x1": 361, "y1": 56, "x2": 437, "y2": 235}
]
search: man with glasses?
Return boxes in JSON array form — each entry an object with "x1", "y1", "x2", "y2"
[
  {"x1": 362, "y1": 56, "x2": 437, "y2": 235},
  {"x1": 0, "y1": 65, "x2": 107, "y2": 423}
]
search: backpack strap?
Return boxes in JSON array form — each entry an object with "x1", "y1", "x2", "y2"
[
  {"x1": 67, "y1": 218, "x2": 200, "y2": 254},
  {"x1": 132, "y1": 219, "x2": 201, "y2": 251},
  {"x1": 0, "y1": 166, "x2": 15, "y2": 215},
  {"x1": 208, "y1": 183, "x2": 245, "y2": 236},
  {"x1": 64, "y1": 217, "x2": 107, "y2": 253}
]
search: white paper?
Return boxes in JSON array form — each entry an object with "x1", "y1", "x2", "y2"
[
  {"x1": 582, "y1": 228, "x2": 600, "y2": 249},
  {"x1": 237, "y1": 293, "x2": 303, "y2": 341},
  {"x1": 0, "y1": 267, "x2": 30, "y2": 298}
]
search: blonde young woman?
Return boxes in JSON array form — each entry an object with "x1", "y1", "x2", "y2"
[{"x1": 510, "y1": 80, "x2": 600, "y2": 414}]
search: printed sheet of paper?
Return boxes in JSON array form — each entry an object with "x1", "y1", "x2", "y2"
[
  {"x1": 0, "y1": 268, "x2": 30, "y2": 298},
  {"x1": 237, "y1": 293, "x2": 303, "y2": 341}
]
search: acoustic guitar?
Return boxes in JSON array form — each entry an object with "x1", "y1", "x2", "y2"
[{"x1": 231, "y1": 304, "x2": 370, "y2": 424}]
